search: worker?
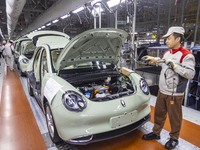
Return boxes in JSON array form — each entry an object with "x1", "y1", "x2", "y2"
[
  {"x1": 141, "y1": 26, "x2": 195, "y2": 149},
  {"x1": 0, "y1": 41, "x2": 6, "y2": 58},
  {"x1": 2, "y1": 40, "x2": 14, "y2": 71}
]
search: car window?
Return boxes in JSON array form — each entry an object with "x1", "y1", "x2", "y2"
[
  {"x1": 31, "y1": 48, "x2": 43, "y2": 87},
  {"x1": 51, "y1": 50, "x2": 59, "y2": 65},
  {"x1": 51, "y1": 49, "x2": 62, "y2": 70},
  {"x1": 41, "y1": 50, "x2": 48, "y2": 80},
  {"x1": 33, "y1": 51, "x2": 40, "y2": 71},
  {"x1": 23, "y1": 42, "x2": 35, "y2": 53}
]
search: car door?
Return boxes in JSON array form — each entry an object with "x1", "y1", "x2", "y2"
[
  {"x1": 40, "y1": 49, "x2": 49, "y2": 90},
  {"x1": 28, "y1": 48, "x2": 43, "y2": 103}
]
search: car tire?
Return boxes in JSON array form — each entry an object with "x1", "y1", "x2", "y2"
[
  {"x1": 45, "y1": 102, "x2": 61, "y2": 143},
  {"x1": 27, "y1": 78, "x2": 33, "y2": 96},
  {"x1": 19, "y1": 69, "x2": 26, "y2": 77}
]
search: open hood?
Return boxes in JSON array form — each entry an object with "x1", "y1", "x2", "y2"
[
  {"x1": 14, "y1": 37, "x2": 31, "y2": 43},
  {"x1": 26, "y1": 30, "x2": 70, "y2": 49},
  {"x1": 55, "y1": 28, "x2": 128, "y2": 70}
]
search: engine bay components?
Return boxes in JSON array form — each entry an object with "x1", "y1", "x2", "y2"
[{"x1": 75, "y1": 73, "x2": 134, "y2": 101}]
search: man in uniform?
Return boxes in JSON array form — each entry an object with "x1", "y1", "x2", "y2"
[
  {"x1": 2, "y1": 40, "x2": 14, "y2": 71},
  {"x1": 142, "y1": 26, "x2": 195, "y2": 149}
]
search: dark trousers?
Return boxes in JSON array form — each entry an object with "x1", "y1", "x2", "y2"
[{"x1": 153, "y1": 91, "x2": 184, "y2": 140}]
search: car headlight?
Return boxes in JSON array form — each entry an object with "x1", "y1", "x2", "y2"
[
  {"x1": 139, "y1": 79, "x2": 150, "y2": 95},
  {"x1": 22, "y1": 58, "x2": 29, "y2": 64},
  {"x1": 62, "y1": 91, "x2": 86, "y2": 112}
]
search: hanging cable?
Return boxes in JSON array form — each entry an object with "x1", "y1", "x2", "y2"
[{"x1": 75, "y1": 13, "x2": 82, "y2": 24}]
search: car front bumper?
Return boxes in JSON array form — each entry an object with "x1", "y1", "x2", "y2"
[
  {"x1": 67, "y1": 114, "x2": 150, "y2": 145},
  {"x1": 52, "y1": 95, "x2": 151, "y2": 144}
]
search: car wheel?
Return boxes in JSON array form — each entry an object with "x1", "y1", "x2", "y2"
[
  {"x1": 27, "y1": 78, "x2": 33, "y2": 96},
  {"x1": 19, "y1": 69, "x2": 26, "y2": 77},
  {"x1": 45, "y1": 102, "x2": 61, "y2": 143}
]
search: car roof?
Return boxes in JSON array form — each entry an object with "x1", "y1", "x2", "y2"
[{"x1": 26, "y1": 30, "x2": 70, "y2": 49}]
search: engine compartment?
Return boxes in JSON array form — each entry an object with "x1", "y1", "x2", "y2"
[{"x1": 59, "y1": 69, "x2": 134, "y2": 101}]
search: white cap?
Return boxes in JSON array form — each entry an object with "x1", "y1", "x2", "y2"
[{"x1": 163, "y1": 26, "x2": 185, "y2": 38}]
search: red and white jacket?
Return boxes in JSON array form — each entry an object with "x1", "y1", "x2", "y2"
[{"x1": 159, "y1": 46, "x2": 195, "y2": 96}]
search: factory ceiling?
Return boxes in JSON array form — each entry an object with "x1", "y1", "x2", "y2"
[{"x1": 0, "y1": 0, "x2": 199, "y2": 43}]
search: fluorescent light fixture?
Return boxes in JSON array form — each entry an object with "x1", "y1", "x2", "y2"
[
  {"x1": 38, "y1": 28, "x2": 41, "y2": 30},
  {"x1": 41, "y1": 25, "x2": 46, "y2": 29},
  {"x1": 107, "y1": 0, "x2": 125, "y2": 8},
  {"x1": 46, "y1": 23, "x2": 52, "y2": 26},
  {"x1": 72, "y1": 6, "x2": 84, "y2": 13},
  {"x1": 91, "y1": 0, "x2": 102, "y2": 6},
  {"x1": 52, "y1": 19, "x2": 59, "y2": 23},
  {"x1": 61, "y1": 14, "x2": 70, "y2": 19}
]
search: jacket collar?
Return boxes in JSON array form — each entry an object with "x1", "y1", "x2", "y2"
[{"x1": 171, "y1": 45, "x2": 182, "y2": 54}]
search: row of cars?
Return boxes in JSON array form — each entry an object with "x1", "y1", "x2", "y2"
[{"x1": 13, "y1": 28, "x2": 151, "y2": 145}]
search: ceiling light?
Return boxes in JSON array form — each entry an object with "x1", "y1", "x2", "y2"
[
  {"x1": 107, "y1": 0, "x2": 125, "y2": 8},
  {"x1": 52, "y1": 19, "x2": 59, "y2": 23},
  {"x1": 72, "y1": 6, "x2": 84, "y2": 13},
  {"x1": 38, "y1": 28, "x2": 41, "y2": 30},
  {"x1": 41, "y1": 26, "x2": 46, "y2": 29},
  {"x1": 46, "y1": 23, "x2": 52, "y2": 26},
  {"x1": 91, "y1": 0, "x2": 102, "y2": 6},
  {"x1": 61, "y1": 14, "x2": 70, "y2": 19}
]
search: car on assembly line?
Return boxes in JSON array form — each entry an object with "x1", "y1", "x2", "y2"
[
  {"x1": 24, "y1": 28, "x2": 151, "y2": 145},
  {"x1": 18, "y1": 30, "x2": 70, "y2": 76},
  {"x1": 13, "y1": 37, "x2": 36, "y2": 76}
]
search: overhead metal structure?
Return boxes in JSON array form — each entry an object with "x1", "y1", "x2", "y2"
[
  {"x1": 6, "y1": 0, "x2": 26, "y2": 38},
  {"x1": 1, "y1": 0, "x2": 200, "y2": 44},
  {"x1": 19, "y1": 0, "x2": 90, "y2": 37}
]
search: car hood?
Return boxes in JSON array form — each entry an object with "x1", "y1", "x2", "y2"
[
  {"x1": 55, "y1": 28, "x2": 128, "y2": 70},
  {"x1": 14, "y1": 37, "x2": 31, "y2": 43},
  {"x1": 26, "y1": 30, "x2": 70, "y2": 49}
]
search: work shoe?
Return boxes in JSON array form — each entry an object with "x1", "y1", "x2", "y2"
[
  {"x1": 142, "y1": 132, "x2": 160, "y2": 140},
  {"x1": 164, "y1": 138, "x2": 179, "y2": 149}
]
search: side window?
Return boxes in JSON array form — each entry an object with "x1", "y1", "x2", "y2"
[
  {"x1": 51, "y1": 50, "x2": 59, "y2": 68},
  {"x1": 18, "y1": 43, "x2": 22, "y2": 54},
  {"x1": 41, "y1": 50, "x2": 48, "y2": 81},
  {"x1": 33, "y1": 49, "x2": 42, "y2": 85},
  {"x1": 33, "y1": 50, "x2": 41, "y2": 73}
]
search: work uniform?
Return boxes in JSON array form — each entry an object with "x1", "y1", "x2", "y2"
[
  {"x1": 3, "y1": 42, "x2": 14, "y2": 70},
  {"x1": 153, "y1": 46, "x2": 195, "y2": 140}
]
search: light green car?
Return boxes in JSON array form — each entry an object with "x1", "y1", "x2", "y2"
[
  {"x1": 18, "y1": 30, "x2": 70, "y2": 76},
  {"x1": 25, "y1": 28, "x2": 151, "y2": 145},
  {"x1": 13, "y1": 37, "x2": 35, "y2": 76}
]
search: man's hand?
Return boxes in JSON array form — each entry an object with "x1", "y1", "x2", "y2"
[
  {"x1": 165, "y1": 59, "x2": 177, "y2": 70},
  {"x1": 141, "y1": 55, "x2": 160, "y2": 64}
]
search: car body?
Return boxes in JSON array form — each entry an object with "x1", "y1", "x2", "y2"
[
  {"x1": 25, "y1": 28, "x2": 151, "y2": 145},
  {"x1": 13, "y1": 37, "x2": 36, "y2": 75},
  {"x1": 18, "y1": 30, "x2": 70, "y2": 76}
]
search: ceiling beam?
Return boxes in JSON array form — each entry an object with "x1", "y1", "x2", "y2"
[{"x1": 19, "y1": 0, "x2": 91, "y2": 37}]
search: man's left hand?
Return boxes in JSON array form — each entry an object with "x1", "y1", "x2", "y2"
[{"x1": 165, "y1": 59, "x2": 177, "y2": 70}]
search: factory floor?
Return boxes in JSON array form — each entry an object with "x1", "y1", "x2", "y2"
[{"x1": 0, "y1": 59, "x2": 200, "y2": 150}]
